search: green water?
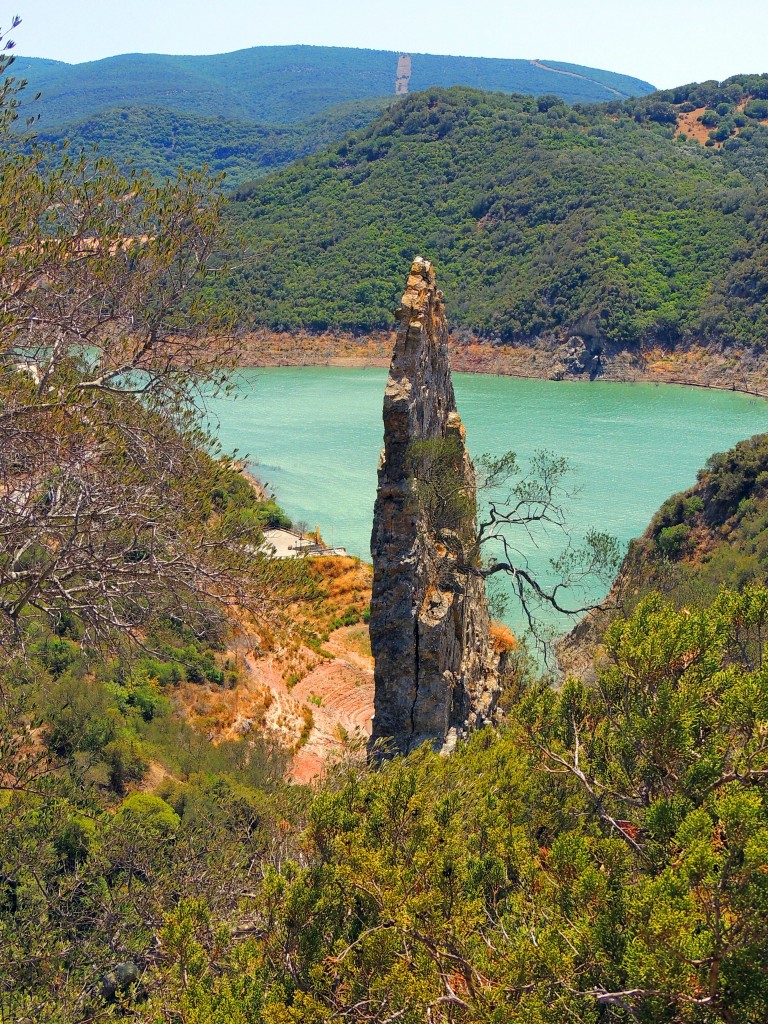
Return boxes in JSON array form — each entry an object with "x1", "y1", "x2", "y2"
[{"x1": 208, "y1": 367, "x2": 768, "y2": 635}]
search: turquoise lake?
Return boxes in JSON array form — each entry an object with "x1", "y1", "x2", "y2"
[{"x1": 208, "y1": 367, "x2": 768, "y2": 637}]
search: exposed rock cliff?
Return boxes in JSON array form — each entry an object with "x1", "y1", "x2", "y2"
[{"x1": 369, "y1": 257, "x2": 500, "y2": 755}]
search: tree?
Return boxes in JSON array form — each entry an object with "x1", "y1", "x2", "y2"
[
  {"x1": 0, "y1": 15, "x2": 23, "y2": 134},
  {"x1": 517, "y1": 587, "x2": 768, "y2": 1020},
  {"x1": 409, "y1": 437, "x2": 621, "y2": 650},
  {"x1": 0, "y1": 25, "x2": 294, "y2": 652},
  {"x1": 476, "y1": 448, "x2": 621, "y2": 626}
]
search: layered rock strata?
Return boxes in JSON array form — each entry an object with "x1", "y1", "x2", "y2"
[{"x1": 369, "y1": 257, "x2": 500, "y2": 756}]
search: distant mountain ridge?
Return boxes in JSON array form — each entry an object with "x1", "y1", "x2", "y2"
[{"x1": 10, "y1": 45, "x2": 655, "y2": 129}]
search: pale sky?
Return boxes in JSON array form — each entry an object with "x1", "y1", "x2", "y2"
[{"x1": 6, "y1": 0, "x2": 768, "y2": 90}]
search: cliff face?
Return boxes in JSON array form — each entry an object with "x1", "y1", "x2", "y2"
[{"x1": 369, "y1": 257, "x2": 500, "y2": 755}]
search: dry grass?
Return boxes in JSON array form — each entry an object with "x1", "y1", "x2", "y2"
[
  {"x1": 338, "y1": 624, "x2": 372, "y2": 659},
  {"x1": 675, "y1": 104, "x2": 768, "y2": 150},
  {"x1": 175, "y1": 675, "x2": 273, "y2": 740},
  {"x1": 490, "y1": 621, "x2": 517, "y2": 652},
  {"x1": 289, "y1": 556, "x2": 373, "y2": 640},
  {"x1": 169, "y1": 553, "x2": 375, "y2": 778}
]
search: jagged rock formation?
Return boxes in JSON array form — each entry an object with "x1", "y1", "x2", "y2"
[{"x1": 369, "y1": 257, "x2": 500, "y2": 756}]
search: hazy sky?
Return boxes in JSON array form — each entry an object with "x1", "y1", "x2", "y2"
[{"x1": 6, "y1": 0, "x2": 768, "y2": 90}]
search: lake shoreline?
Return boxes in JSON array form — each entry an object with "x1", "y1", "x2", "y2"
[
  {"x1": 214, "y1": 364, "x2": 768, "y2": 581},
  {"x1": 235, "y1": 329, "x2": 768, "y2": 400},
  {"x1": 214, "y1": 365, "x2": 768, "y2": 649}
]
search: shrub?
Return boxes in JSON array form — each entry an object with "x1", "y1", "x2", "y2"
[
  {"x1": 537, "y1": 94, "x2": 561, "y2": 113},
  {"x1": 54, "y1": 815, "x2": 97, "y2": 868},
  {"x1": 745, "y1": 98, "x2": 768, "y2": 119},
  {"x1": 36, "y1": 636, "x2": 80, "y2": 677},
  {"x1": 42, "y1": 675, "x2": 116, "y2": 756},
  {"x1": 657, "y1": 523, "x2": 690, "y2": 557},
  {"x1": 685, "y1": 495, "x2": 704, "y2": 518},
  {"x1": 114, "y1": 793, "x2": 180, "y2": 836},
  {"x1": 103, "y1": 737, "x2": 148, "y2": 793},
  {"x1": 259, "y1": 501, "x2": 293, "y2": 529},
  {"x1": 711, "y1": 121, "x2": 735, "y2": 142}
]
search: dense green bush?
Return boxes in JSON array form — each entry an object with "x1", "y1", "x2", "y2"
[
  {"x1": 657, "y1": 521, "x2": 689, "y2": 556},
  {"x1": 5, "y1": 548, "x2": 768, "y2": 1022},
  {"x1": 124, "y1": 588, "x2": 768, "y2": 1023},
  {"x1": 745, "y1": 97, "x2": 768, "y2": 118},
  {"x1": 103, "y1": 738, "x2": 149, "y2": 793},
  {"x1": 701, "y1": 433, "x2": 768, "y2": 521}
]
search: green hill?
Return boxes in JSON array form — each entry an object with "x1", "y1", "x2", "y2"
[
  {"x1": 33, "y1": 99, "x2": 390, "y2": 187},
  {"x1": 619, "y1": 432, "x2": 768, "y2": 608},
  {"x1": 218, "y1": 79, "x2": 768, "y2": 349},
  {"x1": 559, "y1": 430, "x2": 768, "y2": 674},
  {"x1": 11, "y1": 45, "x2": 655, "y2": 130}
]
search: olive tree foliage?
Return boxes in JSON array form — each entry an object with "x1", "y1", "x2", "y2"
[
  {"x1": 409, "y1": 436, "x2": 621, "y2": 644},
  {"x1": 476, "y1": 448, "x2": 621, "y2": 618},
  {"x1": 0, "y1": 24, "x2": 285, "y2": 652}
]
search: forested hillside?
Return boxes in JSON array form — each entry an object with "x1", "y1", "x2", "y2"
[
  {"x1": 12, "y1": 46, "x2": 653, "y2": 186},
  {"x1": 559, "y1": 431, "x2": 768, "y2": 673},
  {"x1": 220, "y1": 78, "x2": 768, "y2": 350},
  {"x1": 12, "y1": 46, "x2": 654, "y2": 128},
  {"x1": 615, "y1": 432, "x2": 768, "y2": 610},
  {"x1": 33, "y1": 99, "x2": 390, "y2": 187}
]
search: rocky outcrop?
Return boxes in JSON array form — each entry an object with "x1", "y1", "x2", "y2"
[{"x1": 369, "y1": 257, "x2": 500, "y2": 756}]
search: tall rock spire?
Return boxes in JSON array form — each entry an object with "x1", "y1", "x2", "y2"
[{"x1": 369, "y1": 257, "x2": 500, "y2": 756}]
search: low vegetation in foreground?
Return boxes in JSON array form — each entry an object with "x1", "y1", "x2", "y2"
[{"x1": 5, "y1": 577, "x2": 768, "y2": 1022}]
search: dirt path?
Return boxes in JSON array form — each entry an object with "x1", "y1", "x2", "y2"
[{"x1": 529, "y1": 59, "x2": 625, "y2": 97}]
